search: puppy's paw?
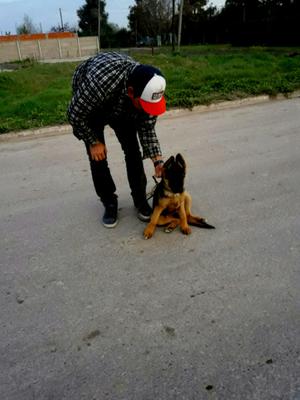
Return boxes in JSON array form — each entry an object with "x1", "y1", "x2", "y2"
[
  {"x1": 164, "y1": 221, "x2": 178, "y2": 233},
  {"x1": 181, "y1": 226, "x2": 192, "y2": 235},
  {"x1": 144, "y1": 227, "x2": 154, "y2": 239}
]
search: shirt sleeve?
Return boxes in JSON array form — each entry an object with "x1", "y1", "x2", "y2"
[
  {"x1": 137, "y1": 116, "x2": 162, "y2": 160},
  {"x1": 67, "y1": 76, "x2": 105, "y2": 145}
]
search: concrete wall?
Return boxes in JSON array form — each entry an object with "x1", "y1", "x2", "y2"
[{"x1": 0, "y1": 36, "x2": 99, "y2": 63}]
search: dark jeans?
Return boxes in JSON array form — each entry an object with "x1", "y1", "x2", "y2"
[{"x1": 85, "y1": 119, "x2": 147, "y2": 207}]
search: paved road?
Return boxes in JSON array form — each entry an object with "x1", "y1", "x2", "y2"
[{"x1": 1, "y1": 98, "x2": 300, "y2": 400}]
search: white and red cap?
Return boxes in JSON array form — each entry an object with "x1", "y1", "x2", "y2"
[{"x1": 128, "y1": 65, "x2": 166, "y2": 116}]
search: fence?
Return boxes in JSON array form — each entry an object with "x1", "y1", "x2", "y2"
[{"x1": 0, "y1": 35, "x2": 100, "y2": 63}]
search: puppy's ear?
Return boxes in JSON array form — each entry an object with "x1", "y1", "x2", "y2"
[
  {"x1": 176, "y1": 153, "x2": 186, "y2": 170},
  {"x1": 163, "y1": 155, "x2": 175, "y2": 170}
]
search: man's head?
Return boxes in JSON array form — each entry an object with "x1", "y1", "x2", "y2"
[{"x1": 127, "y1": 65, "x2": 166, "y2": 116}]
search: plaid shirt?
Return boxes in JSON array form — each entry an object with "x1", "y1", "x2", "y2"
[{"x1": 67, "y1": 52, "x2": 162, "y2": 159}]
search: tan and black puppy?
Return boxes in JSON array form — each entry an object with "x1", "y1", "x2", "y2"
[{"x1": 144, "y1": 153, "x2": 215, "y2": 239}]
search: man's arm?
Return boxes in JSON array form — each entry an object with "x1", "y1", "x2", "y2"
[
  {"x1": 137, "y1": 116, "x2": 164, "y2": 177},
  {"x1": 67, "y1": 80, "x2": 105, "y2": 146}
]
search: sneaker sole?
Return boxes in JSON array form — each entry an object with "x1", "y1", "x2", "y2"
[
  {"x1": 137, "y1": 213, "x2": 151, "y2": 222},
  {"x1": 102, "y1": 220, "x2": 118, "y2": 228}
]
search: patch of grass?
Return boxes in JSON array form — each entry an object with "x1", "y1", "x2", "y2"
[
  {"x1": 0, "y1": 61, "x2": 76, "y2": 133},
  {"x1": 134, "y1": 45, "x2": 300, "y2": 110},
  {"x1": 1, "y1": 45, "x2": 300, "y2": 133}
]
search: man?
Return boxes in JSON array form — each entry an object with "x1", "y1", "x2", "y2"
[{"x1": 67, "y1": 52, "x2": 166, "y2": 228}]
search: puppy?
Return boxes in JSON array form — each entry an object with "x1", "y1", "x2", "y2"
[{"x1": 144, "y1": 153, "x2": 215, "y2": 239}]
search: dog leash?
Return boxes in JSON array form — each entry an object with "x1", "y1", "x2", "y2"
[{"x1": 146, "y1": 175, "x2": 160, "y2": 201}]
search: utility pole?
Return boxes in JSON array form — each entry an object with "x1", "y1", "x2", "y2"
[
  {"x1": 178, "y1": 0, "x2": 184, "y2": 52},
  {"x1": 59, "y1": 8, "x2": 64, "y2": 31},
  {"x1": 135, "y1": 20, "x2": 138, "y2": 47},
  {"x1": 98, "y1": 0, "x2": 101, "y2": 51},
  {"x1": 172, "y1": 0, "x2": 175, "y2": 51}
]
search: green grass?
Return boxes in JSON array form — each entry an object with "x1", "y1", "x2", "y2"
[
  {"x1": 0, "y1": 61, "x2": 77, "y2": 133},
  {"x1": 1, "y1": 45, "x2": 300, "y2": 133}
]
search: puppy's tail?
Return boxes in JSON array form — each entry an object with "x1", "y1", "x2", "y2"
[{"x1": 188, "y1": 216, "x2": 215, "y2": 229}]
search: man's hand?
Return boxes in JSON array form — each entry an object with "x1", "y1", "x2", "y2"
[
  {"x1": 153, "y1": 159, "x2": 164, "y2": 177},
  {"x1": 89, "y1": 142, "x2": 107, "y2": 161}
]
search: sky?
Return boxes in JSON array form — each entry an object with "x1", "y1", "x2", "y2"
[{"x1": 0, "y1": 0, "x2": 226, "y2": 35}]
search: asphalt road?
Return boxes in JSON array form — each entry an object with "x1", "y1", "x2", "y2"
[{"x1": 1, "y1": 97, "x2": 300, "y2": 400}]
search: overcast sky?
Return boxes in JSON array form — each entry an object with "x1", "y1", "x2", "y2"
[{"x1": 0, "y1": 0, "x2": 226, "y2": 35}]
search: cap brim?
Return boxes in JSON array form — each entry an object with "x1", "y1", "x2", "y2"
[{"x1": 139, "y1": 96, "x2": 166, "y2": 116}]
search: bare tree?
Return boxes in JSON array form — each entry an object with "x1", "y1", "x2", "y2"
[
  {"x1": 16, "y1": 14, "x2": 38, "y2": 34},
  {"x1": 50, "y1": 23, "x2": 78, "y2": 33}
]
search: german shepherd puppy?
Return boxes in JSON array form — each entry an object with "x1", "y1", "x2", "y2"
[{"x1": 144, "y1": 153, "x2": 215, "y2": 239}]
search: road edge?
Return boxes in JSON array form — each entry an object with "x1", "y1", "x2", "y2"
[{"x1": 1, "y1": 91, "x2": 300, "y2": 143}]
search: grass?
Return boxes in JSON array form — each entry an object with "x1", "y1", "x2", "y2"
[
  {"x1": 1, "y1": 45, "x2": 300, "y2": 134},
  {"x1": 0, "y1": 61, "x2": 77, "y2": 133}
]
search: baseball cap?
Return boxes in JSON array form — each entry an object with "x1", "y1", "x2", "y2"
[{"x1": 128, "y1": 65, "x2": 166, "y2": 116}]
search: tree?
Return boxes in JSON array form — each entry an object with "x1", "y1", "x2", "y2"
[
  {"x1": 218, "y1": 0, "x2": 300, "y2": 45},
  {"x1": 77, "y1": 0, "x2": 115, "y2": 46},
  {"x1": 127, "y1": 0, "x2": 220, "y2": 46},
  {"x1": 77, "y1": 0, "x2": 107, "y2": 34},
  {"x1": 77, "y1": 0, "x2": 134, "y2": 47},
  {"x1": 16, "y1": 14, "x2": 38, "y2": 34},
  {"x1": 179, "y1": 0, "x2": 208, "y2": 44},
  {"x1": 128, "y1": 0, "x2": 173, "y2": 45},
  {"x1": 113, "y1": 28, "x2": 133, "y2": 47}
]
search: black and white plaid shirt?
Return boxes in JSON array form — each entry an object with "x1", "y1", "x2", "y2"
[{"x1": 67, "y1": 52, "x2": 162, "y2": 159}]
